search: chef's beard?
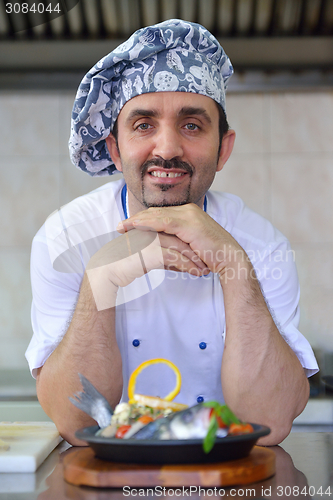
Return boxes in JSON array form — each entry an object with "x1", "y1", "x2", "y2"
[{"x1": 140, "y1": 158, "x2": 193, "y2": 208}]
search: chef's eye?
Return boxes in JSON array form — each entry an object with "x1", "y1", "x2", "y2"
[
  {"x1": 185, "y1": 123, "x2": 199, "y2": 131},
  {"x1": 136, "y1": 123, "x2": 151, "y2": 131}
]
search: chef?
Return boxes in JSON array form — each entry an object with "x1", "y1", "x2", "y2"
[{"x1": 25, "y1": 19, "x2": 318, "y2": 446}]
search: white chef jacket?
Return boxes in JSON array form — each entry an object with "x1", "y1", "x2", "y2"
[{"x1": 25, "y1": 178, "x2": 318, "y2": 406}]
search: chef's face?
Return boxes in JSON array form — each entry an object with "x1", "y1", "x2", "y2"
[{"x1": 106, "y1": 92, "x2": 235, "y2": 214}]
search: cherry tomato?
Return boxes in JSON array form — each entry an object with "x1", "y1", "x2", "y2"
[{"x1": 115, "y1": 425, "x2": 132, "y2": 438}]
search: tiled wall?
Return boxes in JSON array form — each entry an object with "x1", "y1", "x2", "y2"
[
  {"x1": 0, "y1": 89, "x2": 332, "y2": 370},
  {"x1": 212, "y1": 91, "x2": 333, "y2": 357}
]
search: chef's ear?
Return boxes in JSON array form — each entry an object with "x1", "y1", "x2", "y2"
[
  {"x1": 105, "y1": 134, "x2": 123, "y2": 173},
  {"x1": 216, "y1": 129, "x2": 236, "y2": 173}
]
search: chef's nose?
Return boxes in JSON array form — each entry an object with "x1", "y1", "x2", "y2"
[{"x1": 152, "y1": 126, "x2": 183, "y2": 160}]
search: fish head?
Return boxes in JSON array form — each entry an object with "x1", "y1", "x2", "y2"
[{"x1": 169, "y1": 404, "x2": 211, "y2": 439}]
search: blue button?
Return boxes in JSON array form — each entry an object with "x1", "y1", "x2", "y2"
[
  {"x1": 132, "y1": 339, "x2": 140, "y2": 347},
  {"x1": 197, "y1": 396, "x2": 204, "y2": 403},
  {"x1": 199, "y1": 342, "x2": 207, "y2": 350}
]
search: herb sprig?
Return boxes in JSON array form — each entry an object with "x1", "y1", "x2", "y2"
[{"x1": 202, "y1": 401, "x2": 240, "y2": 453}]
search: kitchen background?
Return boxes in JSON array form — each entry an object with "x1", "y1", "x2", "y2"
[{"x1": 0, "y1": 0, "x2": 333, "y2": 410}]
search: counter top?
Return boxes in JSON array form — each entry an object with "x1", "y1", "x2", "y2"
[{"x1": 0, "y1": 431, "x2": 332, "y2": 499}]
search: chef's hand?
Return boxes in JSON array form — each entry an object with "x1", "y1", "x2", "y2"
[
  {"x1": 116, "y1": 204, "x2": 248, "y2": 276},
  {"x1": 85, "y1": 227, "x2": 208, "y2": 310}
]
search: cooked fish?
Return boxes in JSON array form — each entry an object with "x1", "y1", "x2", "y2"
[
  {"x1": 130, "y1": 404, "x2": 227, "y2": 440},
  {"x1": 69, "y1": 374, "x2": 228, "y2": 442}
]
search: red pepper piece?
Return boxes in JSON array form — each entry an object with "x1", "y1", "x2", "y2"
[
  {"x1": 228, "y1": 423, "x2": 254, "y2": 435},
  {"x1": 115, "y1": 425, "x2": 132, "y2": 438}
]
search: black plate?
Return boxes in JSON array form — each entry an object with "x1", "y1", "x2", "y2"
[{"x1": 76, "y1": 424, "x2": 270, "y2": 464}]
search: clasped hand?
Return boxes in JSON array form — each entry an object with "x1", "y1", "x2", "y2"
[{"x1": 86, "y1": 204, "x2": 245, "y2": 310}]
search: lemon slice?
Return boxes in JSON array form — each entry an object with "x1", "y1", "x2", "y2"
[
  {"x1": 128, "y1": 358, "x2": 182, "y2": 402},
  {"x1": 131, "y1": 394, "x2": 188, "y2": 411}
]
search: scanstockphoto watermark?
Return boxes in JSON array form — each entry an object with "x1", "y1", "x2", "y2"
[
  {"x1": 123, "y1": 485, "x2": 332, "y2": 498},
  {"x1": 122, "y1": 486, "x2": 257, "y2": 497}
]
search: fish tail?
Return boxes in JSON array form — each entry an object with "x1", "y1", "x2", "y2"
[{"x1": 69, "y1": 373, "x2": 113, "y2": 428}]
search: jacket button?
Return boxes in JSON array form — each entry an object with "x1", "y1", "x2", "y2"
[
  {"x1": 199, "y1": 342, "x2": 207, "y2": 350},
  {"x1": 132, "y1": 339, "x2": 140, "y2": 347},
  {"x1": 197, "y1": 396, "x2": 204, "y2": 403}
]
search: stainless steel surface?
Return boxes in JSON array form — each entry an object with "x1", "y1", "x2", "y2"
[
  {"x1": 1, "y1": 0, "x2": 333, "y2": 88},
  {"x1": 3, "y1": 0, "x2": 333, "y2": 41},
  {"x1": 0, "y1": 432, "x2": 332, "y2": 499},
  {"x1": 281, "y1": 432, "x2": 333, "y2": 499},
  {"x1": 2, "y1": 36, "x2": 333, "y2": 72}
]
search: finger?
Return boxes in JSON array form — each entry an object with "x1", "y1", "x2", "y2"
[
  {"x1": 117, "y1": 207, "x2": 185, "y2": 235},
  {"x1": 113, "y1": 226, "x2": 208, "y2": 271},
  {"x1": 157, "y1": 233, "x2": 208, "y2": 271},
  {"x1": 160, "y1": 248, "x2": 208, "y2": 276},
  {"x1": 118, "y1": 215, "x2": 213, "y2": 272},
  {"x1": 117, "y1": 207, "x2": 203, "y2": 252},
  {"x1": 139, "y1": 237, "x2": 206, "y2": 277}
]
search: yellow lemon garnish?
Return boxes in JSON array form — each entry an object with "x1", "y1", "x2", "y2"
[
  {"x1": 128, "y1": 358, "x2": 182, "y2": 402},
  {"x1": 130, "y1": 394, "x2": 188, "y2": 411}
]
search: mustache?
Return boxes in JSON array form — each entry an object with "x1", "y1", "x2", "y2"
[{"x1": 141, "y1": 158, "x2": 193, "y2": 179}]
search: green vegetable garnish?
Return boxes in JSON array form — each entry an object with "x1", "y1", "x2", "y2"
[
  {"x1": 202, "y1": 401, "x2": 240, "y2": 454},
  {"x1": 203, "y1": 413, "x2": 218, "y2": 453}
]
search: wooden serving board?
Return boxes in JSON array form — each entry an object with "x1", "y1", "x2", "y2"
[{"x1": 63, "y1": 446, "x2": 275, "y2": 488}]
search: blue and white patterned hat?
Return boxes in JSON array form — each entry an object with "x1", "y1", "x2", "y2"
[{"x1": 69, "y1": 19, "x2": 233, "y2": 177}]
